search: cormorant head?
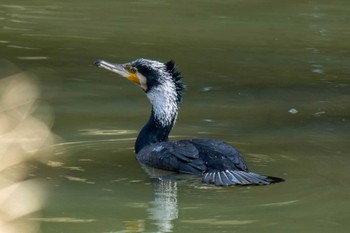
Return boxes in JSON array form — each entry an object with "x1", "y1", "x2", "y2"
[
  {"x1": 94, "y1": 58, "x2": 185, "y2": 104},
  {"x1": 94, "y1": 58, "x2": 185, "y2": 126}
]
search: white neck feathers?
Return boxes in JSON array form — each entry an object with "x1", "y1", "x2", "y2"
[{"x1": 146, "y1": 79, "x2": 178, "y2": 127}]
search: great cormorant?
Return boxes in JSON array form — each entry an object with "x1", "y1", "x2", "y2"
[{"x1": 94, "y1": 58, "x2": 284, "y2": 186}]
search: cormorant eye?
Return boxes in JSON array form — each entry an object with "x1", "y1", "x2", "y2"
[{"x1": 130, "y1": 67, "x2": 138, "y2": 73}]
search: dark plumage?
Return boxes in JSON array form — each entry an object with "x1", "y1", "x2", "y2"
[
  {"x1": 164, "y1": 60, "x2": 185, "y2": 104},
  {"x1": 94, "y1": 58, "x2": 284, "y2": 186}
]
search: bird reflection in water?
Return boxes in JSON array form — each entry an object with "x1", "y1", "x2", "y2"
[
  {"x1": 147, "y1": 172, "x2": 178, "y2": 233},
  {"x1": 118, "y1": 166, "x2": 179, "y2": 233}
]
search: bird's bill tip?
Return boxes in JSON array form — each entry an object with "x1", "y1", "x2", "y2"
[
  {"x1": 94, "y1": 59, "x2": 130, "y2": 78},
  {"x1": 94, "y1": 59, "x2": 103, "y2": 67}
]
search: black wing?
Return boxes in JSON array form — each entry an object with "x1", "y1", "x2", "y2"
[
  {"x1": 189, "y1": 138, "x2": 248, "y2": 172},
  {"x1": 137, "y1": 138, "x2": 284, "y2": 186},
  {"x1": 136, "y1": 140, "x2": 206, "y2": 175},
  {"x1": 188, "y1": 139, "x2": 284, "y2": 185}
]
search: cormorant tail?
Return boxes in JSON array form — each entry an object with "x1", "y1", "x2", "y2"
[{"x1": 202, "y1": 170, "x2": 284, "y2": 186}]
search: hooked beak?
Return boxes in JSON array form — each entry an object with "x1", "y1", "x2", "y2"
[{"x1": 94, "y1": 59, "x2": 141, "y2": 85}]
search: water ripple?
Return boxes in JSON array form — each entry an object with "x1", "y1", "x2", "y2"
[
  {"x1": 78, "y1": 128, "x2": 137, "y2": 136},
  {"x1": 30, "y1": 217, "x2": 96, "y2": 223},
  {"x1": 22, "y1": 33, "x2": 106, "y2": 40},
  {"x1": 182, "y1": 218, "x2": 256, "y2": 225},
  {"x1": 17, "y1": 56, "x2": 48, "y2": 60},
  {"x1": 8, "y1": 44, "x2": 40, "y2": 50}
]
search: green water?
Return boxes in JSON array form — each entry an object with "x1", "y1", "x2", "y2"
[{"x1": 0, "y1": 0, "x2": 349, "y2": 232}]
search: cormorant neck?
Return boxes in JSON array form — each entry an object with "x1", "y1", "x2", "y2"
[
  {"x1": 135, "y1": 108, "x2": 176, "y2": 153},
  {"x1": 135, "y1": 82, "x2": 180, "y2": 153}
]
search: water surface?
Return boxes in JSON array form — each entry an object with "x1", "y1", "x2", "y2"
[{"x1": 0, "y1": 0, "x2": 349, "y2": 232}]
